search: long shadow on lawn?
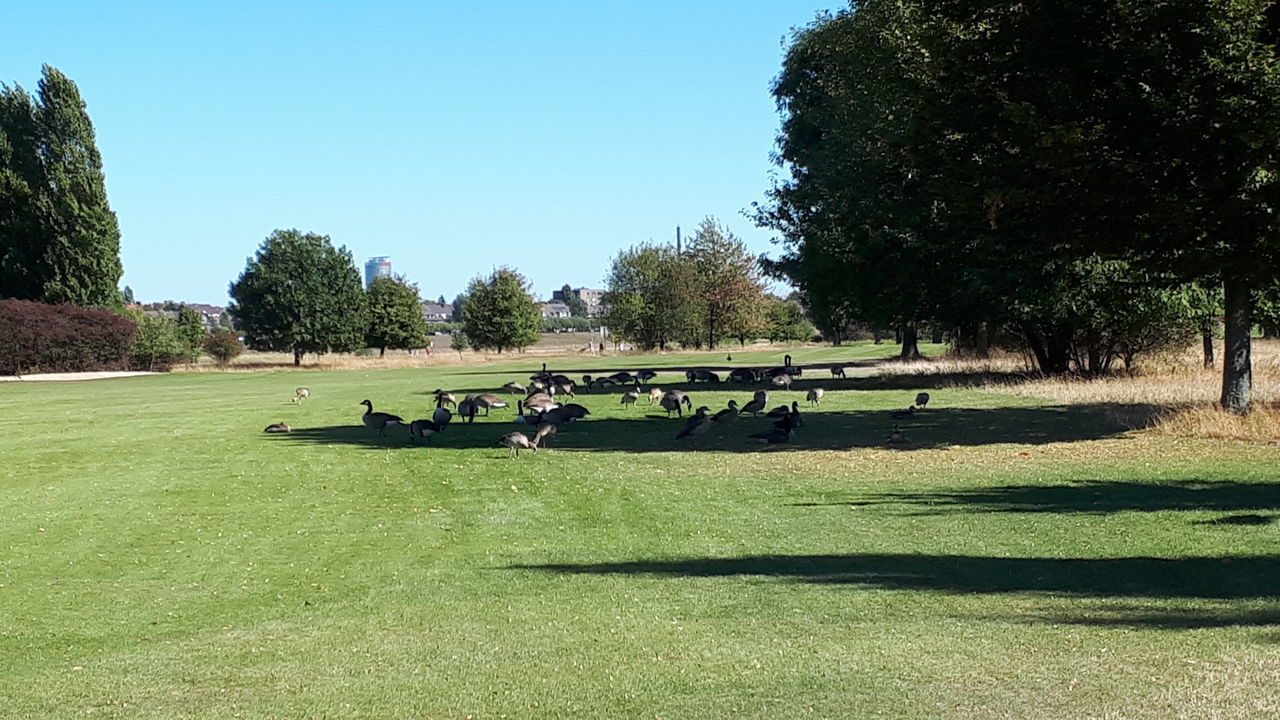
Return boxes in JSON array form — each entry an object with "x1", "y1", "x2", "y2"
[
  {"x1": 810, "y1": 480, "x2": 1280, "y2": 517},
  {"x1": 510, "y1": 553, "x2": 1280, "y2": 600},
  {"x1": 270, "y1": 403, "x2": 1142, "y2": 453}
]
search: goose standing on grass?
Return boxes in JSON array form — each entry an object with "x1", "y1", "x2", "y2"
[
  {"x1": 499, "y1": 431, "x2": 536, "y2": 457},
  {"x1": 503, "y1": 381, "x2": 527, "y2": 395},
  {"x1": 472, "y1": 394, "x2": 509, "y2": 416},
  {"x1": 533, "y1": 423, "x2": 557, "y2": 449},
  {"x1": 830, "y1": 365, "x2": 847, "y2": 379},
  {"x1": 409, "y1": 419, "x2": 445, "y2": 444},
  {"x1": 433, "y1": 390, "x2": 458, "y2": 408},
  {"x1": 806, "y1": 388, "x2": 825, "y2": 407},
  {"x1": 636, "y1": 369, "x2": 657, "y2": 384},
  {"x1": 554, "y1": 383, "x2": 576, "y2": 398},
  {"x1": 523, "y1": 392, "x2": 559, "y2": 415},
  {"x1": 773, "y1": 402, "x2": 803, "y2": 432},
  {"x1": 712, "y1": 400, "x2": 740, "y2": 424},
  {"x1": 264, "y1": 422, "x2": 292, "y2": 433},
  {"x1": 292, "y1": 387, "x2": 310, "y2": 403},
  {"x1": 915, "y1": 392, "x2": 931, "y2": 409},
  {"x1": 741, "y1": 391, "x2": 769, "y2": 417},
  {"x1": 457, "y1": 398, "x2": 479, "y2": 424},
  {"x1": 676, "y1": 407, "x2": 713, "y2": 439},
  {"x1": 621, "y1": 387, "x2": 641, "y2": 408},
  {"x1": 661, "y1": 390, "x2": 693, "y2": 417},
  {"x1": 647, "y1": 387, "x2": 664, "y2": 405},
  {"x1": 771, "y1": 374, "x2": 793, "y2": 390},
  {"x1": 360, "y1": 400, "x2": 404, "y2": 436}
]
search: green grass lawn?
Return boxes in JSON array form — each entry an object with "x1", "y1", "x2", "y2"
[{"x1": 2, "y1": 344, "x2": 1277, "y2": 718}]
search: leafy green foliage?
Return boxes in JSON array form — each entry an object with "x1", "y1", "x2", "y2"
[
  {"x1": 687, "y1": 218, "x2": 769, "y2": 348},
  {"x1": 124, "y1": 309, "x2": 188, "y2": 371},
  {"x1": 766, "y1": 295, "x2": 816, "y2": 343},
  {"x1": 461, "y1": 268, "x2": 540, "y2": 353},
  {"x1": 202, "y1": 330, "x2": 245, "y2": 366},
  {"x1": 175, "y1": 307, "x2": 207, "y2": 363},
  {"x1": 228, "y1": 229, "x2": 369, "y2": 365},
  {"x1": 366, "y1": 276, "x2": 429, "y2": 356},
  {"x1": 0, "y1": 66, "x2": 122, "y2": 307},
  {"x1": 559, "y1": 284, "x2": 589, "y2": 317},
  {"x1": 603, "y1": 243, "x2": 701, "y2": 350}
]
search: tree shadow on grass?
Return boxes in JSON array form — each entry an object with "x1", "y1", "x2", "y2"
[
  {"x1": 832, "y1": 480, "x2": 1280, "y2": 517},
  {"x1": 267, "y1": 403, "x2": 1144, "y2": 453},
  {"x1": 510, "y1": 553, "x2": 1280, "y2": 600}
]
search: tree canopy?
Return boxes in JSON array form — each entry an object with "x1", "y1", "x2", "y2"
[
  {"x1": 228, "y1": 229, "x2": 368, "y2": 365},
  {"x1": 366, "y1": 275, "x2": 428, "y2": 356},
  {"x1": 0, "y1": 65, "x2": 122, "y2": 307},
  {"x1": 461, "y1": 268, "x2": 540, "y2": 353}
]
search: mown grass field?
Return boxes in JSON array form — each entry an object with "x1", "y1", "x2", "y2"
[{"x1": 2, "y1": 343, "x2": 1278, "y2": 719}]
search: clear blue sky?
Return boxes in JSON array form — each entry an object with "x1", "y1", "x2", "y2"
[{"x1": 2, "y1": 1, "x2": 840, "y2": 306}]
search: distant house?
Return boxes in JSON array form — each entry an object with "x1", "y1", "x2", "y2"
[
  {"x1": 422, "y1": 303, "x2": 454, "y2": 322},
  {"x1": 551, "y1": 287, "x2": 608, "y2": 317},
  {"x1": 186, "y1": 303, "x2": 227, "y2": 328},
  {"x1": 140, "y1": 302, "x2": 228, "y2": 328},
  {"x1": 539, "y1": 302, "x2": 572, "y2": 319}
]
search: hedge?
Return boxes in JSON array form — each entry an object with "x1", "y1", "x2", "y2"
[{"x1": 0, "y1": 299, "x2": 137, "y2": 375}]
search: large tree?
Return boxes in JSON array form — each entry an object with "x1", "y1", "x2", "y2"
[
  {"x1": 461, "y1": 268, "x2": 540, "y2": 353},
  {"x1": 686, "y1": 218, "x2": 769, "y2": 348},
  {"x1": 228, "y1": 229, "x2": 368, "y2": 365},
  {"x1": 366, "y1": 275, "x2": 428, "y2": 356},
  {"x1": 0, "y1": 66, "x2": 122, "y2": 306},
  {"x1": 602, "y1": 243, "x2": 701, "y2": 350},
  {"x1": 761, "y1": 2, "x2": 1280, "y2": 409}
]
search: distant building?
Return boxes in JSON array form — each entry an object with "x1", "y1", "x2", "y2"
[
  {"x1": 539, "y1": 302, "x2": 572, "y2": 319},
  {"x1": 364, "y1": 256, "x2": 392, "y2": 288},
  {"x1": 551, "y1": 287, "x2": 608, "y2": 317},
  {"x1": 186, "y1": 303, "x2": 228, "y2": 328},
  {"x1": 422, "y1": 302, "x2": 453, "y2": 322}
]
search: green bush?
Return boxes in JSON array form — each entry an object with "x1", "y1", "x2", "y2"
[{"x1": 202, "y1": 331, "x2": 245, "y2": 366}]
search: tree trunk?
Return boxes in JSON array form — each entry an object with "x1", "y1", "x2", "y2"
[
  {"x1": 976, "y1": 322, "x2": 991, "y2": 359},
  {"x1": 1201, "y1": 320, "x2": 1215, "y2": 370},
  {"x1": 293, "y1": 349, "x2": 303, "y2": 366},
  {"x1": 379, "y1": 347, "x2": 386, "y2": 357},
  {"x1": 1220, "y1": 275, "x2": 1252, "y2": 414},
  {"x1": 899, "y1": 324, "x2": 921, "y2": 359}
]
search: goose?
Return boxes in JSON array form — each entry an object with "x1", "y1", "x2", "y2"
[
  {"x1": 529, "y1": 363, "x2": 550, "y2": 382},
  {"x1": 635, "y1": 369, "x2": 657, "y2": 384},
  {"x1": 409, "y1": 418, "x2": 445, "y2": 444},
  {"x1": 538, "y1": 405, "x2": 582, "y2": 426},
  {"x1": 726, "y1": 353, "x2": 732, "y2": 362},
  {"x1": 887, "y1": 426, "x2": 910, "y2": 444},
  {"x1": 729, "y1": 368, "x2": 758, "y2": 383},
  {"x1": 457, "y1": 398, "x2": 479, "y2": 423},
  {"x1": 647, "y1": 387, "x2": 664, "y2": 405},
  {"x1": 523, "y1": 392, "x2": 559, "y2": 415},
  {"x1": 503, "y1": 381, "x2": 527, "y2": 394},
  {"x1": 559, "y1": 403, "x2": 591, "y2": 421},
  {"x1": 765, "y1": 404, "x2": 791, "y2": 418},
  {"x1": 533, "y1": 423, "x2": 557, "y2": 448},
  {"x1": 621, "y1": 388, "x2": 641, "y2": 407},
  {"x1": 915, "y1": 392, "x2": 931, "y2": 409},
  {"x1": 292, "y1": 387, "x2": 310, "y2": 403},
  {"x1": 607, "y1": 371, "x2": 635, "y2": 384},
  {"x1": 433, "y1": 394, "x2": 453, "y2": 426},
  {"x1": 740, "y1": 391, "x2": 768, "y2": 416},
  {"x1": 554, "y1": 383, "x2": 576, "y2": 398},
  {"x1": 770, "y1": 374, "x2": 793, "y2": 389},
  {"x1": 749, "y1": 426, "x2": 794, "y2": 444},
  {"x1": 830, "y1": 365, "x2": 847, "y2": 379},
  {"x1": 806, "y1": 388, "x2": 825, "y2": 407},
  {"x1": 529, "y1": 379, "x2": 548, "y2": 393},
  {"x1": 773, "y1": 402, "x2": 803, "y2": 431},
  {"x1": 471, "y1": 394, "x2": 509, "y2": 416},
  {"x1": 676, "y1": 406, "x2": 713, "y2": 439},
  {"x1": 660, "y1": 390, "x2": 693, "y2": 417},
  {"x1": 711, "y1": 399, "x2": 740, "y2": 424},
  {"x1": 433, "y1": 390, "x2": 458, "y2": 408},
  {"x1": 891, "y1": 405, "x2": 917, "y2": 420},
  {"x1": 263, "y1": 422, "x2": 292, "y2": 433},
  {"x1": 499, "y1": 431, "x2": 536, "y2": 457},
  {"x1": 360, "y1": 400, "x2": 404, "y2": 435},
  {"x1": 591, "y1": 376, "x2": 618, "y2": 390},
  {"x1": 549, "y1": 374, "x2": 575, "y2": 387}
]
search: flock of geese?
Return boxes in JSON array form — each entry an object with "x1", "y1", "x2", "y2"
[{"x1": 266, "y1": 355, "x2": 933, "y2": 457}]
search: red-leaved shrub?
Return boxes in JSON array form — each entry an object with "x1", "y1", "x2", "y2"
[{"x1": 0, "y1": 299, "x2": 137, "y2": 375}]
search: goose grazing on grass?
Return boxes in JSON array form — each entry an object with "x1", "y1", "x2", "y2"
[
  {"x1": 891, "y1": 406, "x2": 917, "y2": 420},
  {"x1": 830, "y1": 365, "x2": 847, "y2": 379},
  {"x1": 533, "y1": 423, "x2": 557, "y2": 448},
  {"x1": 729, "y1": 368, "x2": 758, "y2": 383},
  {"x1": 503, "y1": 381, "x2": 527, "y2": 395},
  {"x1": 263, "y1": 422, "x2": 292, "y2": 433},
  {"x1": 887, "y1": 426, "x2": 910, "y2": 444},
  {"x1": 292, "y1": 387, "x2": 310, "y2": 403},
  {"x1": 647, "y1": 387, "x2": 664, "y2": 405},
  {"x1": 770, "y1": 374, "x2": 793, "y2": 390},
  {"x1": 621, "y1": 388, "x2": 641, "y2": 407},
  {"x1": 806, "y1": 388, "x2": 825, "y2": 407},
  {"x1": 457, "y1": 398, "x2": 479, "y2": 424},
  {"x1": 472, "y1": 394, "x2": 509, "y2": 416},
  {"x1": 554, "y1": 383, "x2": 576, "y2": 398},
  {"x1": 360, "y1": 400, "x2": 404, "y2": 436},
  {"x1": 635, "y1": 369, "x2": 657, "y2": 384},
  {"x1": 915, "y1": 392, "x2": 931, "y2": 409},
  {"x1": 676, "y1": 406, "x2": 713, "y2": 439},
  {"x1": 433, "y1": 390, "x2": 457, "y2": 408},
  {"x1": 749, "y1": 426, "x2": 795, "y2": 444},
  {"x1": 522, "y1": 392, "x2": 559, "y2": 415},
  {"x1": 499, "y1": 431, "x2": 536, "y2": 457},
  {"x1": 740, "y1": 391, "x2": 769, "y2": 416},
  {"x1": 712, "y1": 400, "x2": 740, "y2": 424},
  {"x1": 409, "y1": 419, "x2": 445, "y2": 444},
  {"x1": 661, "y1": 390, "x2": 693, "y2": 417}
]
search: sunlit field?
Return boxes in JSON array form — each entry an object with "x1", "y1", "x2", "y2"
[{"x1": 2, "y1": 342, "x2": 1277, "y2": 719}]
